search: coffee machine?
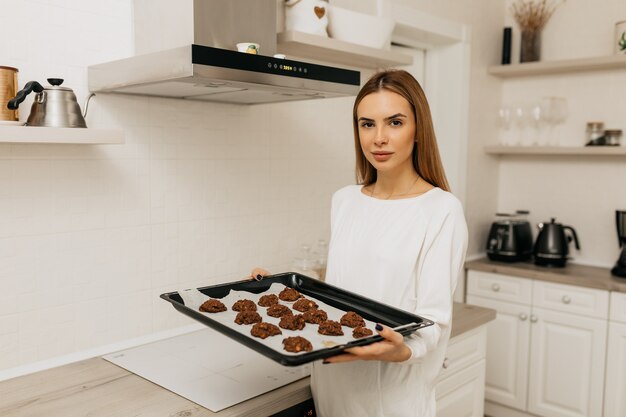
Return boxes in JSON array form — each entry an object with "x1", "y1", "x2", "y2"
[{"x1": 611, "y1": 210, "x2": 626, "y2": 278}]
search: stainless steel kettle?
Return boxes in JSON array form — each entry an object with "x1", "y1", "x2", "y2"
[{"x1": 7, "y1": 78, "x2": 88, "y2": 128}]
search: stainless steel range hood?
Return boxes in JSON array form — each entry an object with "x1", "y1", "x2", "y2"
[{"x1": 87, "y1": 0, "x2": 360, "y2": 105}]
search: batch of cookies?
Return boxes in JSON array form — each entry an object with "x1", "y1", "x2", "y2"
[{"x1": 198, "y1": 286, "x2": 374, "y2": 353}]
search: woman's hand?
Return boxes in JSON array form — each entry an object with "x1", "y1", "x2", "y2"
[
  {"x1": 248, "y1": 267, "x2": 271, "y2": 281},
  {"x1": 322, "y1": 324, "x2": 412, "y2": 364}
]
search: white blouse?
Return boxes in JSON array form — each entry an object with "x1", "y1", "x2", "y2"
[{"x1": 311, "y1": 185, "x2": 468, "y2": 417}]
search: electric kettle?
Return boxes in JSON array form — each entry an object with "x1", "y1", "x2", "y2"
[
  {"x1": 7, "y1": 78, "x2": 89, "y2": 128},
  {"x1": 533, "y1": 218, "x2": 580, "y2": 267}
]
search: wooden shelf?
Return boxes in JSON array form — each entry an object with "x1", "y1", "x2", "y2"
[
  {"x1": 484, "y1": 145, "x2": 626, "y2": 156},
  {"x1": 0, "y1": 126, "x2": 125, "y2": 144},
  {"x1": 277, "y1": 31, "x2": 412, "y2": 69},
  {"x1": 488, "y1": 54, "x2": 626, "y2": 78}
]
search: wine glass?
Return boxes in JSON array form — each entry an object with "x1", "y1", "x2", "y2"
[
  {"x1": 528, "y1": 102, "x2": 550, "y2": 146},
  {"x1": 542, "y1": 97, "x2": 568, "y2": 146},
  {"x1": 512, "y1": 105, "x2": 531, "y2": 146},
  {"x1": 497, "y1": 106, "x2": 514, "y2": 145}
]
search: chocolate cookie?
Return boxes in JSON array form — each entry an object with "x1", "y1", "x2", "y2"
[
  {"x1": 318, "y1": 320, "x2": 344, "y2": 336},
  {"x1": 279, "y1": 314, "x2": 306, "y2": 331},
  {"x1": 258, "y1": 294, "x2": 279, "y2": 307},
  {"x1": 279, "y1": 287, "x2": 302, "y2": 302},
  {"x1": 292, "y1": 298, "x2": 318, "y2": 312},
  {"x1": 267, "y1": 304, "x2": 293, "y2": 318},
  {"x1": 250, "y1": 322, "x2": 282, "y2": 339},
  {"x1": 234, "y1": 310, "x2": 262, "y2": 325},
  {"x1": 199, "y1": 299, "x2": 227, "y2": 313},
  {"x1": 282, "y1": 336, "x2": 313, "y2": 353},
  {"x1": 352, "y1": 326, "x2": 374, "y2": 338},
  {"x1": 302, "y1": 309, "x2": 328, "y2": 324},
  {"x1": 340, "y1": 311, "x2": 366, "y2": 328},
  {"x1": 232, "y1": 299, "x2": 257, "y2": 312}
]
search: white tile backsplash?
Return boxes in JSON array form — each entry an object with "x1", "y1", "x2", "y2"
[{"x1": 0, "y1": 0, "x2": 354, "y2": 371}]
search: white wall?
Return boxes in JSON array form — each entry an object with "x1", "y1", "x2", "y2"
[
  {"x1": 497, "y1": 0, "x2": 626, "y2": 267},
  {"x1": 0, "y1": 0, "x2": 527, "y2": 373},
  {"x1": 0, "y1": 0, "x2": 354, "y2": 372}
]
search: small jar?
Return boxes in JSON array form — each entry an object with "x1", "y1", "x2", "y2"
[
  {"x1": 604, "y1": 129, "x2": 623, "y2": 146},
  {"x1": 586, "y1": 122, "x2": 604, "y2": 143}
]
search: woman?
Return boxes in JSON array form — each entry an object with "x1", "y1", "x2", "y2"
[{"x1": 251, "y1": 69, "x2": 467, "y2": 417}]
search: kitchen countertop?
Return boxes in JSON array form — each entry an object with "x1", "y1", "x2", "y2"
[
  {"x1": 466, "y1": 257, "x2": 626, "y2": 293},
  {"x1": 0, "y1": 302, "x2": 494, "y2": 417}
]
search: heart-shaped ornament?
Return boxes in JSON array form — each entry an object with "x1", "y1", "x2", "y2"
[{"x1": 314, "y1": 6, "x2": 325, "y2": 19}]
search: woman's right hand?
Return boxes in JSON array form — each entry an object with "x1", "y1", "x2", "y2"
[{"x1": 248, "y1": 267, "x2": 271, "y2": 281}]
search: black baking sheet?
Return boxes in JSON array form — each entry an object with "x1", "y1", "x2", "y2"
[{"x1": 160, "y1": 272, "x2": 434, "y2": 366}]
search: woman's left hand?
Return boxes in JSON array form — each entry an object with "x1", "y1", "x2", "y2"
[{"x1": 322, "y1": 324, "x2": 412, "y2": 364}]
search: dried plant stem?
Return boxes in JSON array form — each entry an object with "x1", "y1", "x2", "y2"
[{"x1": 511, "y1": 0, "x2": 564, "y2": 31}]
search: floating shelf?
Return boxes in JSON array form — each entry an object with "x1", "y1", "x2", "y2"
[
  {"x1": 488, "y1": 54, "x2": 626, "y2": 78},
  {"x1": 0, "y1": 126, "x2": 125, "y2": 144},
  {"x1": 484, "y1": 145, "x2": 626, "y2": 156},
  {"x1": 277, "y1": 31, "x2": 413, "y2": 69}
]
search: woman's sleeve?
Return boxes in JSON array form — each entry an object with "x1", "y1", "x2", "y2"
[{"x1": 403, "y1": 199, "x2": 468, "y2": 363}]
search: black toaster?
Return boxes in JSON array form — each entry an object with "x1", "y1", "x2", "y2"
[{"x1": 486, "y1": 211, "x2": 534, "y2": 262}]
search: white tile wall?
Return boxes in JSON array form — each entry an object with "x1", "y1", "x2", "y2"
[{"x1": 0, "y1": 0, "x2": 354, "y2": 371}]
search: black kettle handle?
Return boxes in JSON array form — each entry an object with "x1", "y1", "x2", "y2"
[
  {"x1": 564, "y1": 225, "x2": 580, "y2": 250},
  {"x1": 7, "y1": 81, "x2": 44, "y2": 110}
]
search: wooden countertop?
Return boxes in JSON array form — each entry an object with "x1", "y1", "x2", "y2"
[
  {"x1": 0, "y1": 303, "x2": 494, "y2": 417},
  {"x1": 466, "y1": 257, "x2": 626, "y2": 293}
]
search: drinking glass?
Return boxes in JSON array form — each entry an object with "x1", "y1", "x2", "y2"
[
  {"x1": 512, "y1": 106, "x2": 531, "y2": 146},
  {"x1": 497, "y1": 106, "x2": 514, "y2": 145},
  {"x1": 528, "y1": 103, "x2": 546, "y2": 146},
  {"x1": 542, "y1": 97, "x2": 568, "y2": 146}
]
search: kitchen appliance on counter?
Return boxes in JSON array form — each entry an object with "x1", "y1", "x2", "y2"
[
  {"x1": 611, "y1": 210, "x2": 626, "y2": 278},
  {"x1": 88, "y1": 0, "x2": 360, "y2": 105},
  {"x1": 486, "y1": 210, "x2": 533, "y2": 262},
  {"x1": 104, "y1": 327, "x2": 311, "y2": 413},
  {"x1": 7, "y1": 78, "x2": 91, "y2": 128},
  {"x1": 534, "y1": 218, "x2": 580, "y2": 267}
]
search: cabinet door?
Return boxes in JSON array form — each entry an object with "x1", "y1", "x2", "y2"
[
  {"x1": 436, "y1": 360, "x2": 486, "y2": 417},
  {"x1": 527, "y1": 307, "x2": 607, "y2": 417},
  {"x1": 604, "y1": 321, "x2": 626, "y2": 417},
  {"x1": 467, "y1": 295, "x2": 531, "y2": 410}
]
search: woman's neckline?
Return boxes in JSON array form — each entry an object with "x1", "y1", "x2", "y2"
[{"x1": 358, "y1": 184, "x2": 439, "y2": 201}]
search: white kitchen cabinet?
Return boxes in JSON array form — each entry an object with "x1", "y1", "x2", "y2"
[
  {"x1": 604, "y1": 292, "x2": 626, "y2": 417},
  {"x1": 435, "y1": 326, "x2": 488, "y2": 417},
  {"x1": 466, "y1": 295, "x2": 531, "y2": 410},
  {"x1": 527, "y1": 307, "x2": 607, "y2": 417},
  {"x1": 467, "y1": 270, "x2": 610, "y2": 417},
  {"x1": 436, "y1": 360, "x2": 485, "y2": 417}
]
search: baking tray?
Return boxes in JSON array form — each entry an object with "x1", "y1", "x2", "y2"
[{"x1": 160, "y1": 272, "x2": 434, "y2": 366}]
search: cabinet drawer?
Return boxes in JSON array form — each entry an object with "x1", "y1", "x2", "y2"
[
  {"x1": 438, "y1": 326, "x2": 486, "y2": 381},
  {"x1": 466, "y1": 270, "x2": 532, "y2": 304},
  {"x1": 532, "y1": 280, "x2": 609, "y2": 319},
  {"x1": 610, "y1": 292, "x2": 626, "y2": 323}
]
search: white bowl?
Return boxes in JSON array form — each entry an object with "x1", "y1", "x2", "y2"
[{"x1": 327, "y1": 6, "x2": 395, "y2": 49}]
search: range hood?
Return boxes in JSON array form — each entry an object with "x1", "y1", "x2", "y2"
[
  {"x1": 88, "y1": 44, "x2": 360, "y2": 105},
  {"x1": 87, "y1": 0, "x2": 360, "y2": 105}
]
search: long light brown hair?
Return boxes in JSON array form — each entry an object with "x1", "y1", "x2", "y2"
[{"x1": 353, "y1": 69, "x2": 450, "y2": 192}]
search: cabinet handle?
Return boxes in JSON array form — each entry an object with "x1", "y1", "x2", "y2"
[
  {"x1": 491, "y1": 283, "x2": 501, "y2": 292},
  {"x1": 519, "y1": 313, "x2": 528, "y2": 321},
  {"x1": 442, "y1": 357, "x2": 450, "y2": 369},
  {"x1": 530, "y1": 315, "x2": 538, "y2": 323},
  {"x1": 561, "y1": 295, "x2": 571, "y2": 304}
]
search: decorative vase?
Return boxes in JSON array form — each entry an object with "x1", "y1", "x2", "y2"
[
  {"x1": 520, "y1": 30, "x2": 541, "y2": 63},
  {"x1": 616, "y1": 20, "x2": 626, "y2": 54}
]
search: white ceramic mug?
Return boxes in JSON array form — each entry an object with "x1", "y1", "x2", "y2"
[{"x1": 284, "y1": 0, "x2": 329, "y2": 37}]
